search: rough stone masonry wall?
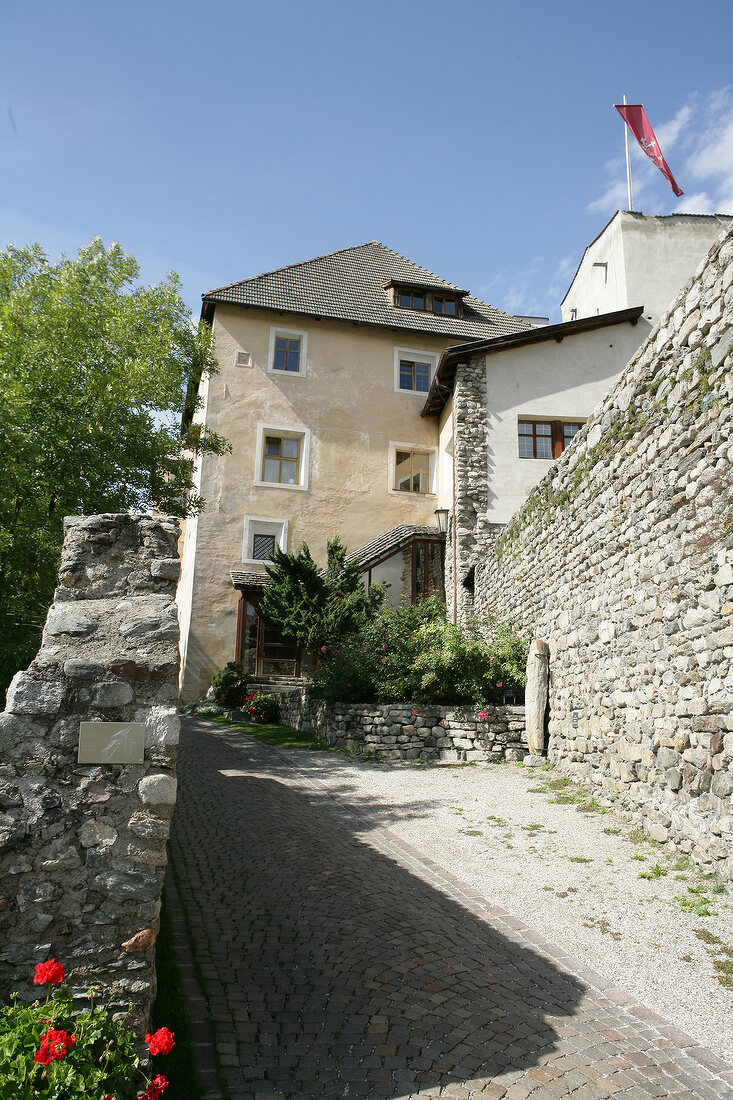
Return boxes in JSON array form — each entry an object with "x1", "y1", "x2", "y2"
[
  {"x1": 449, "y1": 360, "x2": 489, "y2": 623},
  {"x1": 474, "y1": 230, "x2": 733, "y2": 879},
  {"x1": 271, "y1": 688, "x2": 526, "y2": 762},
  {"x1": 0, "y1": 514, "x2": 180, "y2": 1030}
]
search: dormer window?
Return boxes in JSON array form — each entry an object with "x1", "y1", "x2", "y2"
[{"x1": 390, "y1": 284, "x2": 462, "y2": 318}]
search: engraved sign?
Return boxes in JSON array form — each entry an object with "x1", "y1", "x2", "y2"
[{"x1": 78, "y1": 722, "x2": 145, "y2": 764}]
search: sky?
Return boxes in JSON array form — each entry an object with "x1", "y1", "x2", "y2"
[{"x1": 2, "y1": 0, "x2": 733, "y2": 323}]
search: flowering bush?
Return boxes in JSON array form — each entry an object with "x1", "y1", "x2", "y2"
[
  {"x1": 0, "y1": 959, "x2": 175, "y2": 1099},
  {"x1": 238, "y1": 692, "x2": 279, "y2": 724}
]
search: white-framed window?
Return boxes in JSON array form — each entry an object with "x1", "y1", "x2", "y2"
[
  {"x1": 393, "y1": 347, "x2": 439, "y2": 395},
  {"x1": 267, "y1": 326, "x2": 308, "y2": 377},
  {"x1": 388, "y1": 440, "x2": 437, "y2": 495},
  {"x1": 242, "y1": 516, "x2": 289, "y2": 564},
  {"x1": 254, "y1": 423, "x2": 311, "y2": 491}
]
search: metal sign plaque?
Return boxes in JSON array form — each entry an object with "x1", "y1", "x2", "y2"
[{"x1": 78, "y1": 722, "x2": 145, "y2": 764}]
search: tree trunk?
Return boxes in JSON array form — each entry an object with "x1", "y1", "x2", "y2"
[{"x1": 525, "y1": 639, "x2": 549, "y2": 756}]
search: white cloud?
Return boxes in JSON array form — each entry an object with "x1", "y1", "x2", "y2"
[{"x1": 588, "y1": 89, "x2": 733, "y2": 217}]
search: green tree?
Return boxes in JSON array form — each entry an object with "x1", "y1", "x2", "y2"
[
  {"x1": 0, "y1": 238, "x2": 229, "y2": 695},
  {"x1": 260, "y1": 537, "x2": 381, "y2": 655}
]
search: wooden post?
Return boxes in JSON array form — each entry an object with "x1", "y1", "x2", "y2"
[{"x1": 525, "y1": 639, "x2": 550, "y2": 760}]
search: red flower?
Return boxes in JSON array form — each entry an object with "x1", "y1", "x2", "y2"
[
  {"x1": 34, "y1": 1028, "x2": 76, "y2": 1065},
  {"x1": 34, "y1": 959, "x2": 65, "y2": 986},
  {"x1": 138, "y1": 1075, "x2": 169, "y2": 1100},
  {"x1": 145, "y1": 1027, "x2": 175, "y2": 1056}
]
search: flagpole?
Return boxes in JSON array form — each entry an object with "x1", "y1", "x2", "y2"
[{"x1": 623, "y1": 93, "x2": 634, "y2": 211}]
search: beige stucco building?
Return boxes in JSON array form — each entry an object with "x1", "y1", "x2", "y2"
[{"x1": 179, "y1": 216, "x2": 732, "y2": 697}]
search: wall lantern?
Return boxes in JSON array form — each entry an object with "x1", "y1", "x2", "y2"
[{"x1": 434, "y1": 508, "x2": 450, "y2": 533}]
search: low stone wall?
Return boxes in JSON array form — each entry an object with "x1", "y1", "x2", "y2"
[
  {"x1": 270, "y1": 688, "x2": 526, "y2": 762},
  {"x1": 0, "y1": 514, "x2": 181, "y2": 1031},
  {"x1": 473, "y1": 230, "x2": 733, "y2": 879}
]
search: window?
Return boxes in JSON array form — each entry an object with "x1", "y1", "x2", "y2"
[
  {"x1": 262, "y1": 435, "x2": 300, "y2": 483},
  {"x1": 243, "y1": 516, "x2": 289, "y2": 564},
  {"x1": 393, "y1": 286, "x2": 460, "y2": 316},
  {"x1": 255, "y1": 424, "x2": 310, "y2": 490},
  {"x1": 253, "y1": 533, "x2": 276, "y2": 559},
  {"x1": 432, "y1": 295, "x2": 456, "y2": 316},
  {"x1": 267, "y1": 326, "x2": 307, "y2": 377},
  {"x1": 394, "y1": 347, "x2": 438, "y2": 394},
  {"x1": 395, "y1": 449, "x2": 430, "y2": 492},
  {"x1": 400, "y1": 358, "x2": 431, "y2": 393},
  {"x1": 518, "y1": 420, "x2": 584, "y2": 459}
]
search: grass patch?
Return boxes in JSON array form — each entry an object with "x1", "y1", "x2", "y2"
[
  {"x1": 461, "y1": 829, "x2": 484, "y2": 836},
  {"x1": 603, "y1": 827, "x2": 621, "y2": 835},
  {"x1": 676, "y1": 894, "x2": 716, "y2": 917},
  {"x1": 638, "y1": 864, "x2": 668, "y2": 880},
  {"x1": 576, "y1": 798, "x2": 608, "y2": 815},
  {"x1": 210, "y1": 715, "x2": 331, "y2": 751},
  {"x1": 568, "y1": 855, "x2": 593, "y2": 864},
  {"x1": 150, "y1": 887, "x2": 203, "y2": 1100}
]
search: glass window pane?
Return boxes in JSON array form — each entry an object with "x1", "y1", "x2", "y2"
[
  {"x1": 265, "y1": 437, "x2": 281, "y2": 455},
  {"x1": 564, "y1": 423, "x2": 580, "y2": 442},
  {"x1": 286, "y1": 340, "x2": 300, "y2": 371},
  {"x1": 412, "y1": 471, "x2": 426, "y2": 492},
  {"x1": 445, "y1": 299, "x2": 456, "y2": 316},
  {"x1": 275, "y1": 337, "x2": 287, "y2": 352},
  {"x1": 400, "y1": 367, "x2": 414, "y2": 390},
  {"x1": 413, "y1": 452, "x2": 430, "y2": 472},
  {"x1": 395, "y1": 450, "x2": 410, "y2": 466},
  {"x1": 536, "y1": 422, "x2": 552, "y2": 435},
  {"x1": 413, "y1": 294, "x2": 423, "y2": 310},
  {"x1": 536, "y1": 437, "x2": 552, "y2": 458},
  {"x1": 434, "y1": 296, "x2": 443, "y2": 313},
  {"x1": 416, "y1": 374, "x2": 429, "y2": 393},
  {"x1": 282, "y1": 438, "x2": 299, "y2": 458},
  {"x1": 400, "y1": 292, "x2": 411, "y2": 308},
  {"x1": 518, "y1": 422, "x2": 532, "y2": 435},
  {"x1": 273, "y1": 348, "x2": 287, "y2": 370},
  {"x1": 281, "y1": 460, "x2": 298, "y2": 483},
  {"x1": 264, "y1": 458, "x2": 281, "y2": 481},
  {"x1": 518, "y1": 436, "x2": 534, "y2": 458}
]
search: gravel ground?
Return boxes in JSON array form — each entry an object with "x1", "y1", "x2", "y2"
[{"x1": 279, "y1": 748, "x2": 733, "y2": 1065}]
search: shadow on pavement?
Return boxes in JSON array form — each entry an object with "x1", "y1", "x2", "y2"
[{"x1": 171, "y1": 719, "x2": 586, "y2": 1098}]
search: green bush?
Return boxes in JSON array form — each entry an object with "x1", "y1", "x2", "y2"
[
  {"x1": 310, "y1": 597, "x2": 527, "y2": 707},
  {"x1": 209, "y1": 662, "x2": 247, "y2": 709}
]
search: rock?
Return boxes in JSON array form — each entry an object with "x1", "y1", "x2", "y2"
[
  {"x1": 44, "y1": 608, "x2": 97, "y2": 636},
  {"x1": 5, "y1": 674, "x2": 66, "y2": 715},
  {"x1": 711, "y1": 772, "x2": 733, "y2": 799},
  {"x1": 122, "y1": 927, "x2": 157, "y2": 953},
  {"x1": 79, "y1": 822, "x2": 118, "y2": 848},
  {"x1": 150, "y1": 559, "x2": 180, "y2": 580},
  {"x1": 138, "y1": 774, "x2": 177, "y2": 806},
  {"x1": 523, "y1": 754, "x2": 546, "y2": 767},
  {"x1": 92, "y1": 681, "x2": 134, "y2": 708}
]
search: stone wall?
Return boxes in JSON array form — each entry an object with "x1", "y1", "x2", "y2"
[
  {"x1": 449, "y1": 361, "x2": 488, "y2": 623},
  {"x1": 0, "y1": 514, "x2": 181, "y2": 1030},
  {"x1": 472, "y1": 230, "x2": 733, "y2": 879},
  {"x1": 268, "y1": 688, "x2": 526, "y2": 762}
]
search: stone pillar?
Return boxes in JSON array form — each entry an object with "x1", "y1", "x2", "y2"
[
  {"x1": 0, "y1": 514, "x2": 181, "y2": 1032},
  {"x1": 452, "y1": 358, "x2": 490, "y2": 625},
  {"x1": 524, "y1": 639, "x2": 549, "y2": 763}
]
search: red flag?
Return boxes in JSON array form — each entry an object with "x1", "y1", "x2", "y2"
[{"x1": 614, "y1": 103, "x2": 683, "y2": 197}]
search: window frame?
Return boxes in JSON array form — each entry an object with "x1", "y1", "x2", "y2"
[
  {"x1": 393, "y1": 347, "x2": 439, "y2": 395},
  {"x1": 388, "y1": 440, "x2": 437, "y2": 496},
  {"x1": 517, "y1": 418, "x2": 585, "y2": 460},
  {"x1": 254, "y1": 423, "x2": 311, "y2": 491},
  {"x1": 267, "y1": 325, "x2": 308, "y2": 378},
  {"x1": 242, "y1": 516, "x2": 289, "y2": 565}
]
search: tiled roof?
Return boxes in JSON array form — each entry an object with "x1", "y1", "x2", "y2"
[
  {"x1": 347, "y1": 525, "x2": 444, "y2": 570},
  {"x1": 203, "y1": 242, "x2": 528, "y2": 340},
  {"x1": 231, "y1": 570, "x2": 270, "y2": 589}
]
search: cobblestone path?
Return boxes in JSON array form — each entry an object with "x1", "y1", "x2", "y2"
[{"x1": 169, "y1": 719, "x2": 733, "y2": 1099}]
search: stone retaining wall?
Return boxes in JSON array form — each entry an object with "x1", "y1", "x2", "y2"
[
  {"x1": 268, "y1": 688, "x2": 526, "y2": 762},
  {"x1": 473, "y1": 230, "x2": 733, "y2": 879},
  {"x1": 0, "y1": 514, "x2": 181, "y2": 1030}
]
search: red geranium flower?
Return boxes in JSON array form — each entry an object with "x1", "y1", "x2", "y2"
[
  {"x1": 138, "y1": 1075, "x2": 169, "y2": 1100},
  {"x1": 34, "y1": 1028, "x2": 76, "y2": 1065},
  {"x1": 145, "y1": 1027, "x2": 175, "y2": 1056},
  {"x1": 33, "y1": 959, "x2": 65, "y2": 986}
]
